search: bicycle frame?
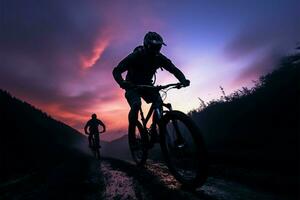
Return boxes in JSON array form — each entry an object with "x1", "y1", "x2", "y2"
[
  {"x1": 139, "y1": 101, "x2": 173, "y2": 129},
  {"x1": 135, "y1": 83, "x2": 185, "y2": 141}
]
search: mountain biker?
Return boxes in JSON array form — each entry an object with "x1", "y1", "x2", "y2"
[
  {"x1": 112, "y1": 32, "x2": 190, "y2": 143},
  {"x1": 84, "y1": 113, "x2": 106, "y2": 148}
]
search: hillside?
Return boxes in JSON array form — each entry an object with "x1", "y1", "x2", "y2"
[
  {"x1": 101, "y1": 135, "x2": 164, "y2": 162},
  {"x1": 189, "y1": 53, "x2": 300, "y2": 170},
  {"x1": 0, "y1": 90, "x2": 87, "y2": 183},
  {"x1": 101, "y1": 135, "x2": 131, "y2": 160}
]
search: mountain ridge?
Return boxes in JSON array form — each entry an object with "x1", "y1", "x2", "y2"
[{"x1": 0, "y1": 89, "x2": 87, "y2": 183}]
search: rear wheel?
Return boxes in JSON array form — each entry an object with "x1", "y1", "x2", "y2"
[
  {"x1": 93, "y1": 148, "x2": 100, "y2": 160},
  {"x1": 91, "y1": 136, "x2": 100, "y2": 160},
  {"x1": 94, "y1": 145, "x2": 100, "y2": 160},
  {"x1": 160, "y1": 111, "x2": 208, "y2": 189},
  {"x1": 128, "y1": 121, "x2": 149, "y2": 166}
]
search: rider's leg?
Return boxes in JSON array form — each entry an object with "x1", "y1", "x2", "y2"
[
  {"x1": 95, "y1": 133, "x2": 100, "y2": 148},
  {"x1": 144, "y1": 92, "x2": 163, "y2": 143},
  {"x1": 125, "y1": 90, "x2": 142, "y2": 135},
  {"x1": 142, "y1": 90, "x2": 163, "y2": 121},
  {"x1": 153, "y1": 94, "x2": 163, "y2": 121},
  {"x1": 88, "y1": 134, "x2": 92, "y2": 147}
]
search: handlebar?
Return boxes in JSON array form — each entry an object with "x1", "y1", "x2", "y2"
[
  {"x1": 85, "y1": 130, "x2": 105, "y2": 135},
  {"x1": 134, "y1": 83, "x2": 185, "y2": 91}
]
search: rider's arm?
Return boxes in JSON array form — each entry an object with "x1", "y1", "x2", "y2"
[
  {"x1": 158, "y1": 54, "x2": 188, "y2": 84},
  {"x1": 84, "y1": 121, "x2": 89, "y2": 135},
  {"x1": 112, "y1": 53, "x2": 135, "y2": 88},
  {"x1": 98, "y1": 120, "x2": 106, "y2": 133}
]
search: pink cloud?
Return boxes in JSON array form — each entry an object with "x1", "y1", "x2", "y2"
[
  {"x1": 233, "y1": 51, "x2": 280, "y2": 87},
  {"x1": 80, "y1": 34, "x2": 111, "y2": 69}
]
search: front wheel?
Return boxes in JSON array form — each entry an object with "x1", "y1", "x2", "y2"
[{"x1": 160, "y1": 111, "x2": 208, "y2": 189}]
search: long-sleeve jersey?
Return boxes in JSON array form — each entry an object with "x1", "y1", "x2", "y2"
[{"x1": 113, "y1": 47, "x2": 187, "y2": 87}]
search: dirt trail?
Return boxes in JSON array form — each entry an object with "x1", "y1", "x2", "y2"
[
  {"x1": 0, "y1": 156, "x2": 297, "y2": 200},
  {"x1": 101, "y1": 158, "x2": 297, "y2": 200}
]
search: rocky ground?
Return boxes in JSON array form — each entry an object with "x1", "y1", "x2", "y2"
[{"x1": 0, "y1": 155, "x2": 298, "y2": 200}]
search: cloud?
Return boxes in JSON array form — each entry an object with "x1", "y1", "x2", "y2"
[
  {"x1": 224, "y1": 10, "x2": 300, "y2": 84},
  {"x1": 0, "y1": 0, "x2": 106, "y2": 84},
  {"x1": 0, "y1": 0, "x2": 164, "y2": 140},
  {"x1": 234, "y1": 50, "x2": 281, "y2": 85},
  {"x1": 80, "y1": 35, "x2": 111, "y2": 69}
]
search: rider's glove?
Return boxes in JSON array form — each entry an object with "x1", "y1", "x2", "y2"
[
  {"x1": 181, "y1": 79, "x2": 190, "y2": 87},
  {"x1": 120, "y1": 81, "x2": 135, "y2": 90}
]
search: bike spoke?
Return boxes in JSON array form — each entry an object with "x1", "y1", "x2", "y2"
[{"x1": 165, "y1": 120, "x2": 199, "y2": 181}]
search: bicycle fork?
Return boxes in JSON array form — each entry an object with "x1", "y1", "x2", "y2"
[{"x1": 163, "y1": 103, "x2": 185, "y2": 145}]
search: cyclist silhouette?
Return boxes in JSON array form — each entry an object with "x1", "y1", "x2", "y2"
[
  {"x1": 84, "y1": 113, "x2": 106, "y2": 148},
  {"x1": 113, "y1": 32, "x2": 190, "y2": 142}
]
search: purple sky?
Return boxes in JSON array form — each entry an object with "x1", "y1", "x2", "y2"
[{"x1": 0, "y1": 0, "x2": 299, "y2": 140}]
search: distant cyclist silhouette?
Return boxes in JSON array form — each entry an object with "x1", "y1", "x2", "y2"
[
  {"x1": 84, "y1": 113, "x2": 106, "y2": 148},
  {"x1": 113, "y1": 32, "x2": 190, "y2": 141}
]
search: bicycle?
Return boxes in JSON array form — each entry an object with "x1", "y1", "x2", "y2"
[
  {"x1": 128, "y1": 83, "x2": 208, "y2": 189},
  {"x1": 89, "y1": 131, "x2": 104, "y2": 160}
]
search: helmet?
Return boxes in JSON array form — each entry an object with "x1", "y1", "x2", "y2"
[
  {"x1": 143, "y1": 32, "x2": 166, "y2": 46},
  {"x1": 91, "y1": 113, "x2": 97, "y2": 119},
  {"x1": 143, "y1": 32, "x2": 166, "y2": 55}
]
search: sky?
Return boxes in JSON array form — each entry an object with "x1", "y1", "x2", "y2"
[{"x1": 0, "y1": 0, "x2": 299, "y2": 141}]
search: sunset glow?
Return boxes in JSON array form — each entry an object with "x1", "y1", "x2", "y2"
[{"x1": 1, "y1": 0, "x2": 299, "y2": 141}]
